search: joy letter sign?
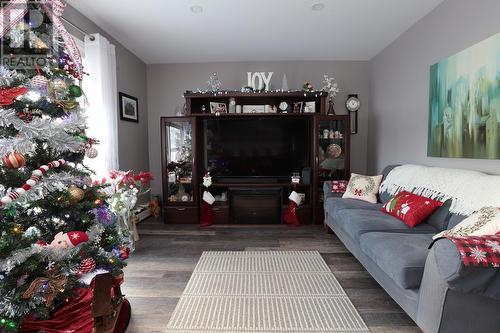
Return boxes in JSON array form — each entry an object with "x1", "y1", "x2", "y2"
[{"x1": 246, "y1": 72, "x2": 273, "y2": 91}]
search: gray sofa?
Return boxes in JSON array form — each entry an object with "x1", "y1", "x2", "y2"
[{"x1": 323, "y1": 165, "x2": 500, "y2": 333}]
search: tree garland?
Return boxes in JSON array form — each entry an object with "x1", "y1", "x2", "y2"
[{"x1": 0, "y1": 159, "x2": 66, "y2": 208}]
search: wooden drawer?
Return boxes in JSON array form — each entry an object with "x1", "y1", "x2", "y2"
[
  {"x1": 296, "y1": 206, "x2": 312, "y2": 224},
  {"x1": 212, "y1": 206, "x2": 229, "y2": 224},
  {"x1": 164, "y1": 206, "x2": 198, "y2": 224}
]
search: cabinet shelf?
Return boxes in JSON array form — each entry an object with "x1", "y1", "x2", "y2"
[
  {"x1": 319, "y1": 137, "x2": 345, "y2": 141},
  {"x1": 190, "y1": 112, "x2": 316, "y2": 117},
  {"x1": 208, "y1": 182, "x2": 311, "y2": 188}
]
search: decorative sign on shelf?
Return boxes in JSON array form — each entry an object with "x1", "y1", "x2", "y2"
[{"x1": 246, "y1": 72, "x2": 273, "y2": 91}]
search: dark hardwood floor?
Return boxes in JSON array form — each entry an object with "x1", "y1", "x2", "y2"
[{"x1": 122, "y1": 219, "x2": 422, "y2": 333}]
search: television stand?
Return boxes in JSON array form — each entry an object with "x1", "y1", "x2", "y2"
[{"x1": 160, "y1": 91, "x2": 352, "y2": 225}]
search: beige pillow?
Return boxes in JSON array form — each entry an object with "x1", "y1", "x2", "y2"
[
  {"x1": 433, "y1": 206, "x2": 500, "y2": 240},
  {"x1": 342, "y1": 173, "x2": 383, "y2": 204}
]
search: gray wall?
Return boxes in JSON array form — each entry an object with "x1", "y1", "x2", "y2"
[
  {"x1": 147, "y1": 61, "x2": 369, "y2": 196},
  {"x1": 368, "y1": 0, "x2": 500, "y2": 174},
  {"x1": 63, "y1": 5, "x2": 149, "y2": 174}
]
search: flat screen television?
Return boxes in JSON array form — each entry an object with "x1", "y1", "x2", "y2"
[{"x1": 202, "y1": 117, "x2": 310, "y2": 180}]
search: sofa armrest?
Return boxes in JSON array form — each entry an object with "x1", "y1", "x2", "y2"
[
  {"x1": 323, "y1": 181, "x2": 334, "y2": 200},
  {"x1": 432, "y1": 238, "x2": 500, "y2": 300},
  {"x1": 418, "y1": 240, "x2": 500, "y2": 333}
]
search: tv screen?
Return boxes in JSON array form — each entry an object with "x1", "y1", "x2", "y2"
[{"x1": 203, "y1": 117, "x2": 310, "y2": 179}]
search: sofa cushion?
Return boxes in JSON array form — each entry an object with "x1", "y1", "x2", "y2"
[
  {"x1": 433, "y1": 207, "x2": 500, "y2": 239},
  {"x1": 343, "y1": 173, "x2": 383, "y2": 203},
  {"x1": 325, "y1": 197, "x2": 383, "y2": 218},
  {"x1": 335, "y1": 209, "x2": 438, "y2": 243},
  {"x1": 381, "y1": 191, "x2": 444, "y2": 228},
  {"x1": 379, "y1": 165, "x2": 400, "y2": 204},
  {"x1": 427, "y1": 199, "x2": 452, "y2": 231},
  {"x1": 360, "y1": 232, "x2": 435, "y2": 289}
]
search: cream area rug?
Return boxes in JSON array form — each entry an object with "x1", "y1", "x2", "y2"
[{"x1": 165, "y1": 251, "x2": 369, "y2": 332}]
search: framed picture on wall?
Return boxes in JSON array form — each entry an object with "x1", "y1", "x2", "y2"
[{"x1": 119, "y1": 92, "x2": 139, "y2": 122}]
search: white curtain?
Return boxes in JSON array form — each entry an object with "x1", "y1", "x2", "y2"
[{"x1": 82, "y1": 33, "x2": 119, "y2": 178}]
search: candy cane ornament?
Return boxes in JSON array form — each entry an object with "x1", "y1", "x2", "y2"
[{"x1": 0, "y1": 159, "x2": 66, "y2": 208}]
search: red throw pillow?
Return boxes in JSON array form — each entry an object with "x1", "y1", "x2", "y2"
[
  {"x1": 331, "y1": 180, "x2": 348, "y2": 193},
  {"x1": 381, "y1": 191, "x2": 443, "y2": 228}
]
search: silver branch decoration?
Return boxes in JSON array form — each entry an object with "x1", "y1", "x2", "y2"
[
  {"x1": 0, "y1": 108, "x2": 87, "y2": 156},
  {"x1": 322, "y1": 75, "x2": 340, "y2": 101}
]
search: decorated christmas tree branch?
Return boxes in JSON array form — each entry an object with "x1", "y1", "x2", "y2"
[{"x1": 0, "y1": 159, "x2": 66, "y2": 207}]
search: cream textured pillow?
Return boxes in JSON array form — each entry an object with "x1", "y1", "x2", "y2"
[
  {"x1": 433, "y1": 206, "x2": 500, "y2": 240},
  {"x1": 342, "y1": 173, "x2": 383, "y2": 204}
]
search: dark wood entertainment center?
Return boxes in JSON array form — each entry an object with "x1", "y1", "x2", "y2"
[{"x1": 161, "y1": 91, "x2": 351, "y2": 225}]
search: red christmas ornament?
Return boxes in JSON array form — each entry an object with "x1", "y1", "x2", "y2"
[
  {"x1": 79, "y1": 258, "x2": 96, "y2": 274},
  {"x1": 117, "y1": 245, "x2": 130, "y2": 260},
  {"x1": 2, "y1": 152, "x2": 26, "y2": 169},
  {"x1": 17, "y1": 111, "x2": 33, "y2": 123},
  {"x1": 0, "y1": 87, "x2": 28, "y2": 106}
]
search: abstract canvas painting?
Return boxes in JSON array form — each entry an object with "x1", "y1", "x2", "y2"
[{"x1": 428, "y1": 32, "x2": 500, "y2": 159}]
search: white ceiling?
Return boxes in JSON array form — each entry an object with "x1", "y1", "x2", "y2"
[{"x1": 67, "y1": 0, "x2": 444, "y2": 64}]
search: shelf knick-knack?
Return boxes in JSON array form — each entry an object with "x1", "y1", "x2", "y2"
[
  {"x1": 229, "y1": 97, "x2": 236, "y2": 113},
  {"x1": 327, "y1": 99, "x2": 335, "y2": 115}
]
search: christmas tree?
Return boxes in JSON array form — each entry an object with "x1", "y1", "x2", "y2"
[{"x1": 0, "y1": 1, "x2": 131, "y2": 331}]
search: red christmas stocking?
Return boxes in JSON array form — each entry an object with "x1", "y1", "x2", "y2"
[
  {"x1": 284, "y1": 191, "x2": 302, "y2": 226},
  {"x1": 284, "y1": 201, "x2": 300, "y2": 226},
  {"x1": 200, "y1": 191, "x2": 215, "y2": 227},
  {"x1": 200, "y1": 201, "x2": 214, "y2": 227}
]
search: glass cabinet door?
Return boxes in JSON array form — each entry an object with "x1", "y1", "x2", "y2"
[
  {"x1": 317, "y1": 117, "x2": 349, "y2": 182},
  {"x1": 164, "y1": 118, "x2": 195, "y2": 203}
]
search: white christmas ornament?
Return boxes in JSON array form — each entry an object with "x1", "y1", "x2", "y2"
[
  {"x1": 23, "y1": 226, "x2": 41, "y2": 238},
  {"x1": 207, "y1": 72, "x2": 221, "y2": 91},
  {"x1": 203, "y1": 174, "x2": 212, "y2": 187},
  {"x1": 281, "y1": 74, "x2": 289, "y2": 91},
  {"x1": 1, "y1": 197, "x2": 12, "y2": 204},
  {"x1": 31, "y1": 74, "x2": 48, "y2": 90},
  {"x1": 86, "y1": 147, "x2": 98, "y2": 159}
]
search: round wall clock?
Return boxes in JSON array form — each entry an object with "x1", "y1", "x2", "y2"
[{"x1": 346, "y1": 95, "x2": 361, "y2": 112}]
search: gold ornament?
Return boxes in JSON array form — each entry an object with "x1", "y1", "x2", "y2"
[
  {"x1": 11, "y1": 224, "x2": 24, "y2": 235},
  {"x1": 22, "y1": 274, "x2": 68, "y2": 306},
  {"x1": 68, "y1": 185, "x2": 85, "y2": 203},
  {"x1": 55, "y1": 99, "x2": 79, "y2": 112},
  {"x1": 48, "y1": 78, "x2": 68, "y2": 93}
]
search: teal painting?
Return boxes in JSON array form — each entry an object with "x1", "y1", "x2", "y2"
[{"x1": 428, "y1": 32, "x2": 500, "y2": 159}]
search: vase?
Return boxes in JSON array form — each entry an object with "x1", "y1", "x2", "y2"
[
  {"x1": 327, "y1": 99, "x2": 335, "y2": 115},
  {"x1": 118, "y1": 212, "x2": 136, "y2": 252}
]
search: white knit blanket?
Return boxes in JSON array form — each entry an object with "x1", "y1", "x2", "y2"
[{"x1": 379, "y1": 165, "x2": 500, "y2": 216}]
